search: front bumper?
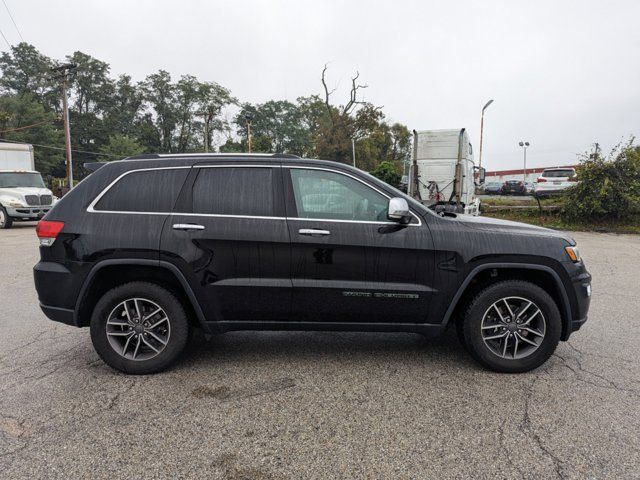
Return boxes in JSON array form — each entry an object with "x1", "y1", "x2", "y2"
[
  {"x1": 6, "y1": 205, "x2": 51, "y2": 219},
  {"x1": 562, "y1": 263, "x2": 591, "y2": 340}
]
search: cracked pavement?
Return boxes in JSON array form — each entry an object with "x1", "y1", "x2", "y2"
[{"x1": 1, "y1": 224, "x2": 639, "y2": 479}]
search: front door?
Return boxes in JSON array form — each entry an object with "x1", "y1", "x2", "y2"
[
  {"x1": 160, "y1": 164, "x2": 291, "y2": 323},
  {"x1": 283, "y1": 166, "x2": 435, "y2": 324}
]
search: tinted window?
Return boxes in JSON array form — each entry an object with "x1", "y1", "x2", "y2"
[
  {"x1": 192, "y1": 167, "x2": 274, "y2": 216},
  {"x1": 94, "y1": 168, "x2": 189, "y2": 212},
  {"x1": 290, "y1": 168, "x2": 388, "y2": 221},
  {"x1": 541, "y1": 169, "x2": 575, "y2": 178}
]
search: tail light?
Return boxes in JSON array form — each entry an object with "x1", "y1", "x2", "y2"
[
  {"x1": 36, "y1": 220, "x2": 64, "y2": 246},
  {"x1": 538, "y1": 177, "x2": 547, "y2": 183}
]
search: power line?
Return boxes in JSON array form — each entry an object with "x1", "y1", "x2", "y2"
[
  {"x1": 0, "y1": 119, "x2": 52, "y2": 134},
  {"x1": 0, "y1": 137, "x2": 122, "y2": 158},
  {"x1": 0, "y1": 26, "x2": 11, "y2": 49},
  {"x1": 2, "y1": 0, "x2": 24, "y2": 42}
]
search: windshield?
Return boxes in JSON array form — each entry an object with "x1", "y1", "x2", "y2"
[
  {"x1": 542, "y1": 169, "x2": 574, "y2": 178},
  {"x1": 0, "y1": 172, "x2": 46, "y2": 188}
]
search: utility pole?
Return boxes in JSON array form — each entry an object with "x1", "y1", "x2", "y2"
[
  {"x1": 195, "y1": 109, "x2": 212, "y2": 152},
  {"x1": 478, "y1": 99, "x2": 494, "y2": 170},
  {"x1": 519, "y1": 141, "x2": 530, "y2": 182},
  {"x1": 51, "y1": 63, "x2": 77, "y2": 189},
  {"x1": 351, "y1": 138, "x2": 356, "y2": 167},
  {"x1": 244, "y1": 112, "x2": 254, "y2": 153}
]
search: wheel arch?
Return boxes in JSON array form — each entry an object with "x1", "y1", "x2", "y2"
[
  {"x1": 75, "y1": 259, "x2": 209, "y2": 332},
  {"x1": 443, "y1": 263, "x2": 573, "y2": 340}
]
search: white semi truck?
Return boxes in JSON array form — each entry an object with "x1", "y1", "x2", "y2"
[
  {"x1": 408, "y1": 128, "x2": 485, "y2": 215},
  {"x1": 0, "y1": 142, "x2": 55, "y2": 229}
]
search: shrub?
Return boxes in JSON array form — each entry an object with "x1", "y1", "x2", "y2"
[{"x1": 563, "y1": 142, "x2": 640, "y2": 220}]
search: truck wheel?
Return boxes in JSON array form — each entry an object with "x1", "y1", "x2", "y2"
[
  {"x1": 90, "y1": 281, "x2": 191, "y2": 374},
  {"x1": 460, "y1": 280, "x2": 561, "y2": 373},
  {"x1": 0, "y1": 206, "x2": 13, "y2": 229}
]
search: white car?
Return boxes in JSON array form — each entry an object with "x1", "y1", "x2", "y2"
[{"x1": 534, "y1": 167, "x2": 577, "y2": 197}]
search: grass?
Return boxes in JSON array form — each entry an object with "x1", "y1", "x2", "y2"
[{"x1": 483, "y1": 209, "x2": 640, "y2": 234}]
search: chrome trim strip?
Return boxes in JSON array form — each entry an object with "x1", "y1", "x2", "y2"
[{"x1": 86, "y1": 164, "x2": 422, "y2": 226}]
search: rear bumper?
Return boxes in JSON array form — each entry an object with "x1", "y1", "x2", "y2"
[
  {"x1": 570, "y1": 316, "x2": 588, "y2": 333},
  {"x1": 39, "y1": 303, "x2": 76, "y2": 326}
]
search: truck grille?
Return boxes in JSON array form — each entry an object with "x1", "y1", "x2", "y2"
[
  {"x1": 24, "y1": 195, "x2": 52, "y2": 206},
  {"x1": 25, "y1": 195, "x2": 39, "y2": 206}
]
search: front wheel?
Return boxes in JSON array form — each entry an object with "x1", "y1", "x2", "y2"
[
  {"x1": 90, "y1": 282, "x2": 191, "y2": 374},
  {"x1": 460, "y1": 280, "x2": 561, "y2": 373},
  {"x1": 0, "y1": 206, "x2": 13, "y2": 229}
]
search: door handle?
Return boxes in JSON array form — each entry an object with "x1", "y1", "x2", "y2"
[
  {"x1": 298, "y1": 228, "x2": 330, "y2": 236},
  {"x1": 173, "y1": 223, "x2": 205, "y2": 231}
]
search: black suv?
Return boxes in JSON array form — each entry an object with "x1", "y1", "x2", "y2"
[{"x1": 33, "y1": 154, "x2": 591, "y2": 374}]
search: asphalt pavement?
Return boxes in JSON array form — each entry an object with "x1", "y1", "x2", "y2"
[{"x1": 1, "y1": 223, "x2": 639, "y2": 479}]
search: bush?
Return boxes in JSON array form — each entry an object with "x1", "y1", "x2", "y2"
[
  {"x1": 563, "y1": 143, "x2": 640, "y2": 220},
  {"x1": 371, "y1": 161, "x2": 401, "y2": 187}
]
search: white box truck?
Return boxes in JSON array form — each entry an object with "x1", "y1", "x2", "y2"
[
  {"x1": 408, "y1": 128, "x2": 484, "y2": 215},
  {"x1": 0, "y1": 142, "x2": 55, "y2": 229}
]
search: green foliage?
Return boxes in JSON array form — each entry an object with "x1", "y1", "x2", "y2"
[
  {"x1": 0, "y1": 44, "x2": 409, "y2": 179},
  {"x1": 563, "y1": 142, "x2": 640, "y2": 220},
  {"x1": 99, "y1": 134, "x2": 144, "y2": 158},
  {"x1": 371, "y1": 161, "x2": 401, "y2": 187}
]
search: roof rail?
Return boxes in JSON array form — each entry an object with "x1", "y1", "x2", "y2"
[{"x1": 123, "y1": 152, "x2": 301, "y2": 161}]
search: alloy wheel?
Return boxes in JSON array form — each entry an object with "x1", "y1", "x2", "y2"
[
  {"x1": 105, "y1": 298, "x2": 171, "y2": 361},
  {"x1": 481, "y1": 296, "x2": 546, "y2": 360}
]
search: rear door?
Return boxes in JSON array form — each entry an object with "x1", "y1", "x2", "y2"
[
  {"x1": 284, "y1": 165, "x2": 435, "y2": 324},
  {"x1": 160, "y1": 163, "x2": 291, "y2": 323}
]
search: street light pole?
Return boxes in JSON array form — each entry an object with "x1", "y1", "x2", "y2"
[
  {"x1": 478, "y1": 99, "x2": 494, "y2": 170},
  {"x1": 519, "y1": 141, "x2": 530, "y2": 182},
  {"x1": 51, "y1": 63, "x2": 77, "y2": 189}
]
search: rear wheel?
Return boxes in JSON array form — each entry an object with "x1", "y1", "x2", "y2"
[
  {"x1": 0, "y1": 206, "x2": 13, "y2": 229},
  {"x1": 460, "y1": 280, "x2": 561, "y2": 373},
  {"x1": 90, "y1": 282, "x2": 191, "y2": 374}
]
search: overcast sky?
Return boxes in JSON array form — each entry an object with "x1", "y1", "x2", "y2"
[{"x1": 2, "y1": 0, "x2": 639, "y2": 170}]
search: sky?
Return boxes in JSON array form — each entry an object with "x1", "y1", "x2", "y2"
[{"x1": 1, "y1": 0, "x2": 639, "y2": 171}]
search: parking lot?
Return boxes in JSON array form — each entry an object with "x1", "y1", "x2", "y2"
[{"x1": 1, "y1": 224, "x2": 639, "y2": 479}]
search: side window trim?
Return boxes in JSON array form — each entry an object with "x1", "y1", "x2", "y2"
[
  {"x1": 87, "y1": 166, "x2": 191, "y2": 214},
  {"x1": 283, "y1": 166, "x2": 422, "y2": 226}
]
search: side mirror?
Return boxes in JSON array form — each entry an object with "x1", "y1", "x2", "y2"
[
  {"x1": 474, "y1": 166, "x2": 486, "y2": 185},
  {"x1": 387, "y1": 197, "x2": 412, "y2": 224}
]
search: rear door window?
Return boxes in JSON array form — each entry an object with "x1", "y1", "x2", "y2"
[
  {"x1": 93, "y1": 168, "x2": 189, "y2": 212},
  {"x1": 191, "y1": 167, "x2": 275, "y2": 217}
]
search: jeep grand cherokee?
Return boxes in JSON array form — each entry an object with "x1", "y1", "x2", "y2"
[{"x1": 33, "y1": 153, "x2": 591, "y2": 374}]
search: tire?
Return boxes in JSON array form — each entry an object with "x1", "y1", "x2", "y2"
[
  {"x1": 460, "y1": 280, "x2": 561, "y2": 373},
  {"x1": 0, "y1": 206, "x2": 13, "y2": 229},
  {"x1": 90, "y1": 281, "x2": 191, "y2": 374}
]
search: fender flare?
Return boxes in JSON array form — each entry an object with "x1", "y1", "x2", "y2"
[
  {"x1": 74, "y1": 258, "x2": 209, "y2": 331},
  {"x1": 441, "y1": 262, "x2": 572, "y2": 338}
]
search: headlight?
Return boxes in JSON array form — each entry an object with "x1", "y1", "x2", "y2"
[
  {"x1": 565, "y1": 245, "x2": 581, "y2": 262},
  {"x1": 7, "y1": 199, "x2": 25, "y2": 207}
]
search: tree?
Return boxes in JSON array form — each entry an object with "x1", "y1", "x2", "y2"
[
  {"x1": 0, "y1": 43, "x2": 56, "y2": 107},
  {"x1": 99, "y1": 134, "x2": 144, "y2": 158},
  {"x1": 371, "y1": 161, "x2": 401, "y2": 187}
]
